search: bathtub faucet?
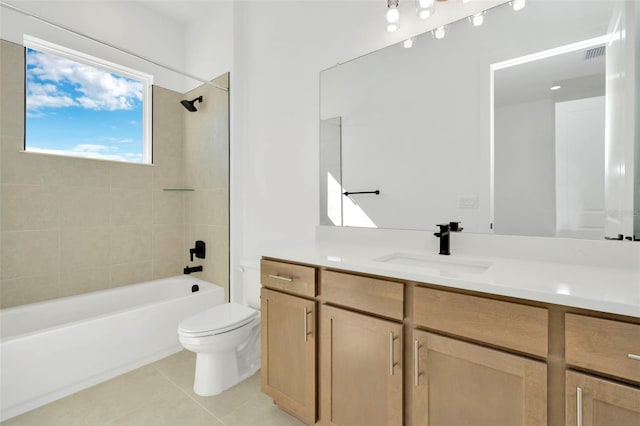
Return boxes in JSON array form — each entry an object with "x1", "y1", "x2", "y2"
[
  {"x1": 190, "y1": 241, "x2": 206, "y2": 262},
  {"x1": 184, "y1": 265, "x2": 203, "y2": 275}
]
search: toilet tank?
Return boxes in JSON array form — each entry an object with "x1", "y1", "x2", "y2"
[{"x1": 237, "y1": 261, "x2": 261, "y2": 309}]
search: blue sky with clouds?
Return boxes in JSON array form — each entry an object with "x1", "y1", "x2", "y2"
[{"x1": 26, "y1": 48, "x2": 144, "y2": 163}]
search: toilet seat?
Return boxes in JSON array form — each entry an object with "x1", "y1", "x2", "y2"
[{"x1": 178, "y1": 303, "x2": 258, "y2": 338}]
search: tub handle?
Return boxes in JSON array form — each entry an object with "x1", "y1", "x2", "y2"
[{"x1": 269, "y1": 274, "x2": 293, "y2": 283}]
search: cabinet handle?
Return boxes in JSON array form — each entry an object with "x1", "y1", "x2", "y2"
[
  {"x1": 304, "y1": 307, "x2": 311, "y2": 342},
  {"x1": 389, "y1": 332, "x2": 397, "y2": 376},
  {"x1": 576, "y1": 387, "x2": 583, "y2": 426},
  {"x1": 628, "y1": 353, "x2": 640, "y2": 361},
  {"x1": 269, "y1": 274, "x2": 293, "y2": 282},
  {"x1": 414, "y1": 339, "x2": 420, "y2": 386}
]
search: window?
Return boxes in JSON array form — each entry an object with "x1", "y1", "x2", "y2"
[{"x1": 24, "y1": 36, "x2": 153, "y2": 164}]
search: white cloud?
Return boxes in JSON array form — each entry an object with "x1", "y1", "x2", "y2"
[
  {"x1": 27, "y1": 50, "x2": 143, "y2": 112},
  {"x1": 26, "y1": 82, "x2": 77, "y2": 110},
  {"x1": 73, "y1": 144, "x2": 110, "y2": 152}
]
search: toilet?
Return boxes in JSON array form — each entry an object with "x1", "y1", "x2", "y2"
[{"x1": 178, "y1": 265, "x2": 261, "y2": 396}]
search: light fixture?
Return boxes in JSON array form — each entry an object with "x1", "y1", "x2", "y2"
[
  {"x1": 402, "y1": 38, "x2": 415, "y2": 48},
  {"x1": 415, "y1": 0, "x2": 435, "y2": 19},
  {"x1": 433, "y1": 26, "x2": 446, "y2": 40},
  {"x1": 512, "y1": 0, "x2": 526, "y2": 11},
  {"x1": 386, "y1": 0, "x2": 400, "y2": 32},
  {"x1": 469, "y1": 11, "x2": 485, "y2": 26},
  {"x1": 550, "y1": 85, "x2": 562, "y2": 91}
]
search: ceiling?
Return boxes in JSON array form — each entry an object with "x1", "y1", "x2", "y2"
[
  {"x1": 494, "y1": 45, "x2": 607, "y2": 107},
  {"x1": 135, "y1": 0, "x2": 221, "y2": 25}
]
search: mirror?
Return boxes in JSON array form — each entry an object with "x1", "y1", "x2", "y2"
[{"x1": 320, "y1": 0, "x2": 637, "y2": 240}]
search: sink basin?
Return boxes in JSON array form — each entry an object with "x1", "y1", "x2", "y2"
[{"x1": 374, "y1": 252, "x2": 492, "y2": 275}]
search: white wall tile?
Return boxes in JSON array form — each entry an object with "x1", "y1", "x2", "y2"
[
  {"x1": 60, "y1": 227, "x2": 110, "y2": 274},
  {"x1": 60, "y1": 267, "x2": 111, "y2": 297},
  {"x1": 111, "y1": 188, "x2": 152, "y2": 226},
  {"x1": 58, "y1": 157, "x2": 110, "y2": 187},
  {"x1": 1, "y1": 230, "x2": 59, "y2": 280},
  {"x1": 111, "y1": 261, "x2": 153, "y2": 288},
  {"x1": 152, "y1": 224, "x2": 184, "y2": 260},
  {"x1": 1, "y1": 184, "x2": 60, "y2": 231},
  {"x1": 1, "y1": 152, "x2": 60, "y2": 185},
  {"x1": 0, "y1": 275, "x2": 59, "y2": 308},
  {"x1": 110, "y1": 225, "x2": 153, "y2": 264},
  {"x1": 59, "y1": 186, "x2": 110, "y2": 228},
  {"x1": 110, "y1": 163, "x2": 152, "y2": 189}
]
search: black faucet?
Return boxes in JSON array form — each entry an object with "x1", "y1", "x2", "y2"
[
  {"x1": 189, "y1": 241, "x2": 206, "y2": 261},
  {"x1": 184, "y1": 265, "x2": 203, "y2": 275},
  {"x1": 434, "y1": 222, "x2": 463, "y2": 255},
  {"x1": 434, "y1": 224, "x2": 451, "y2": 255}
]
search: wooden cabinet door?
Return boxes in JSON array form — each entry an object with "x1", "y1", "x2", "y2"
[
  {"x1": 319, "y1": 305, "x2": 403, "y2": 426},
  {"x1": 261, "y1": 288, "x2": 316, "y2": 425},
  {"x1": 412, "y1": 330, "x2": 547, "y2": 426},
  {"x1": 566, "y1": 370, "x2": 640, "y2": 426}
]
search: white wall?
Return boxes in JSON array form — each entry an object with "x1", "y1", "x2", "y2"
[
  {"x1": 185, "y1": 1, "x2": 234, "y2": 83},
  {"x1": 0, "y1": 0, "x2": 189, "y2": 90},
  {"x1": 494, "y1": 98, "x2": 555, "y2": 237}
]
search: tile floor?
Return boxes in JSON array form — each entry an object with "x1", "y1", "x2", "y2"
[{"x1": 2, "y1": 351, "x2": 304, "y2": 426}]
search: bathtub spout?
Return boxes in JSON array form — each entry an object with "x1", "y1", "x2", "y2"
[{"x1": 184, "y1": 265, "x2": 203, "y2": 275}]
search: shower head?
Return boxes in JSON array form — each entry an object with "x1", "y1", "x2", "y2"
[{"x1": 180, "y1": 96, "x2": 203, "y2": 112}]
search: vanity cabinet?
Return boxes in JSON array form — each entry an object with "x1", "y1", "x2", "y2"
[
  {"x1": 260, "y1": 257, "x2": 638, "y2": 426},
  {"x1": 320, "y1": 305, "x2": 403, "y2": 426},
  {"x1": 413, "y1": 330, "x2": 547, "y2": 426},
  {"x1": 565, "y1": 314, "x2": 640, "y2": 383},
  {"x1": 412, "y1": 287, "x2": 548, "y2": 425},
  {"x1": 413, "y1": 286, "x2": 549, "y2": 358},
  {"x1": 565, "y1": 371, "x2": 640, "y2": 426},
  {"x1": 260, "y1": 260, "x2": 317, "y2": 425},
  {"x1": 319, "y1": 270, "x2": 404, "y2": 426},
  {"x1": 565, "y1": 314, "x2": 640, "y2": 426}
]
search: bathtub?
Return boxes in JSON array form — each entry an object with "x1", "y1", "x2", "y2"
[{"x1": 0, "y1": 275, "x2": 224, "y2": 422}]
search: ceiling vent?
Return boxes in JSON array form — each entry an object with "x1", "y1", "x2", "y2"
[{"x1": 585, "y1": 45, "x2": 606, "y2": 60}]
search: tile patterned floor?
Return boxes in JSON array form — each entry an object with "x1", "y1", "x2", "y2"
[{"x1": 2, "y1": 351, "x2": 305, "y2": 426}]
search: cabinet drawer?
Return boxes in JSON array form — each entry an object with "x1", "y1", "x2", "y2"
[
  {"x1": 413, "y1": 286, "x2": 548, "y2": 358},
  {"x1": 566, "y1": 314, "x2": 640, "y2": 383},
  {"x1": 320, "y1": 270, "x2": 404, "y2": 320},
  {"x1": 261, "y1": 259, "x2": 316, "y2": 298}
]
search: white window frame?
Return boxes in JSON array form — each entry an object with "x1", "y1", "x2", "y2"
[{"x1": 23, "y1": 35, "x2": 154, "y2": 164}]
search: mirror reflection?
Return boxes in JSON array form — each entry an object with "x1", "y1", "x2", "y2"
[{"x1": 320, "y1": 0, "x2": 637, "y2": 240}]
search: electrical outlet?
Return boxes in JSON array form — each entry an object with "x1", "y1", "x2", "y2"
[{"x1": 458, "y1": 196, "x2": 479, "y2": 209}]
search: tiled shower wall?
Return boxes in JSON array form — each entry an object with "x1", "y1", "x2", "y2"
[
  {"x1": 183, "y1": 75, "x2": 230, "y2": 300},
  {"x1": 0, "y1": 39, "x2": 229, "y2": 308}
]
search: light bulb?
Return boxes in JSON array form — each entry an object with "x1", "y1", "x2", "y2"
[
  {"x1": 419, "y1": 9, "x2": 432, "y2": 19},
  {"x1": 550, "y1": 85, "x2": 562, "y2": 91},
  {"x1": 434, "y1": 26, "x2": 446, "y2": 39},
  {"x1": 470, "y1": 12, "x2": 484, "y2": 26},
  {"x1": 512, "y1": 0, "x2": 525, "y2": 11},
  {"x1": 416, "y1": 0, "x2": 434, "y2": 19},
  {"x1": 386, "y1": 7, "x2": 400, "y2": 23},
  {"x1": 387, "y1": 23, "x2": 399, "y2": 32},
  {"x1": 403, "y1": 38, "x2": 415, "y2": 48}
]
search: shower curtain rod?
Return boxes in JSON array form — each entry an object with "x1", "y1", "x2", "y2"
[{"x1": 0, "y1": 0, "x2": 229, "y2": 92}]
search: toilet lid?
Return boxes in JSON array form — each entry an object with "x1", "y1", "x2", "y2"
[{"x1": 179, "y1": 303, "x2": 259, "y2": 337}]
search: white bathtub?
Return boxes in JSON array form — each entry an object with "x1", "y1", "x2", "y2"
[{"x1": 0, "y1": 275, "x2": 224, "y2": 422}]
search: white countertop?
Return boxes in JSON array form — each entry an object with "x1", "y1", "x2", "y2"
[{"x1": 262, "y1": 240, "x2": 640, "y2": 318}]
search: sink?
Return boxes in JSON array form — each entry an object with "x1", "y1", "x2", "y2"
[{"x1": 374, "y1": 252, "x2": 492, "y2": 275}]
